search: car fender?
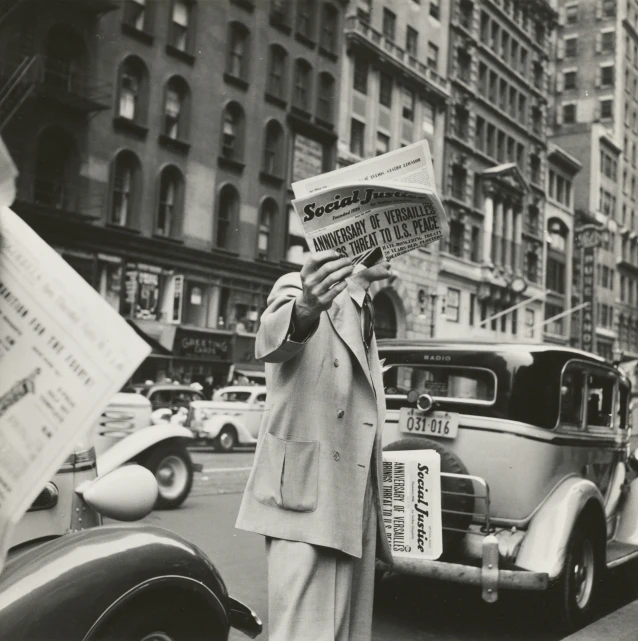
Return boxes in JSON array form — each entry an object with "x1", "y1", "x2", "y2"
[
  {"x1": 516, "y1": 475, "x2": 605, "y2": 580},
  {"x1": 97, "y1": 425, "x2": 193, "y2": 476},
  {"x1": 615, "y1": 476, "x2": 638, "y2": 545},
  {"x1": 0, "y1": 525, "x2": 229, "y2": 641},
  {"x1": 200, "y1": 414, "x2": 253, "y2": 443}
]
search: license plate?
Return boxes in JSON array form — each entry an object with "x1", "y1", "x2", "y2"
[{"x1": 398, "y1": 408, "x2": 459, "y2": 439}]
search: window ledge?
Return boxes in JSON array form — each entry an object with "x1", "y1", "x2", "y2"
[
  {"x1": 315, "y1": 117, "x2": 334, "y2": 131},
  {"x1": 230, "y1": 0, "x2": 255, "y2": 11},
  {"x1": 256, "y1": 255, "x2": 280, "y2": 265},
  {"x1": 165, "y1": 44, "x2": 196, "y2": 65},
  {"x1": 259, "y1": 171, "x2": 284, "y2": 188},
  {"x1": 318, "y1": 46, "x2": 338, "y2": 62},
  {"x1": 217, "y1": 156, "x2": 245, "y2": 173},
  {"x1": 158, "y1": 134, "x2": 191, "y2": 154},
  {"x1": 291, "y1": 106, "x2": 312, "y2": 120},
  {"x1": 121, "y1": 22, "x2": 154, "y2": 45},
  {"x1": 269, "y1": 15, "x2": 292, "y2": 34},
  {"x1": 105, "y1": 223, "x2": 141, "y2": 234},
  {"x1": 295, "y1": 32, "x2": 317, "y2": 49},
  {"x1": 265, "y1": 93, "x2": 287, "y2": 109},
  {"x1": 223, "y1": 73, "x2": 249, "y2": 91},
  {"x1": 113, "y1": 116, "x2": 149, "y2": 139},
  {"x1": 211, "y1": 247, "x2": 240, "y2": 258},
  {"x1": 152, "y1": 234, "x2": 185, "y2": 244}
]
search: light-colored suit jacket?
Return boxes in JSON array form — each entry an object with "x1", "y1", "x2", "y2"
[{"x1": 235, "y1": 273, "x2": 392, "y2": 563}]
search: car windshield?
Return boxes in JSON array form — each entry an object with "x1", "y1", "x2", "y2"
[
  {"x1": 383, "y1": 365, "x2": 496, "y2": 403},
  {"x1": 220, "y1": 391, "x2": 252, "y2": 402}
]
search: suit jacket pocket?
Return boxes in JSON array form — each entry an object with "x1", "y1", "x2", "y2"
[
  {"x1": 252, "y1": 432, "x2": 286, "y2": 508},
  {"x1": 281, "y1": 439, "x2": 319, "y2": 512}
]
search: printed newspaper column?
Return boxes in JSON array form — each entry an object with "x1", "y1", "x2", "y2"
[{"x1": 382, "y1": 449, "x2": 442, "y2": 560}]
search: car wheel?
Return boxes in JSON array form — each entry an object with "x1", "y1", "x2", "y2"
[
  {"x1": 215, "y1": 425, "x2": 237, "y2": 453},
  {"x1": 549, "y1": 517, "x2": 603, "y2": 632},
  {"x1": 142, "y1": 443, "x2": 194, "y2": 510}
]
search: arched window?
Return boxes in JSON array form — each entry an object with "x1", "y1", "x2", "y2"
[
  {"x1": 216, "y1": 184, "x2": 240, "y2": 250},
  {"x1": 156, "y1": 166, "x2": 184, "y2": 237},
  {"x1": 317, "y1": 72, "x2": 335, "y2": 123},
  {"x1": 296, "y1": 0, "x2": 316, "y2": 39},
  {"x1": 258, "y1": 198, "x2": 278, "y2": 260},
  {"x1": 373, "y1": 291, "x2": 398, "y2": 339},
  {"x1": 320, "y1": 3, "x2": 338, "y2": 53},
  {"x1": 293, "y1": 58, "x2": 312, "y2": 112},
  {"x1": 267, "y1": 44, "x2": 287, "y2": 98},
  {"x1": 163, "y1": 76, "x2": 190, "y2": 140},
  {"x1": 226, "y1": 22, "x2": 250, "y2": 80},
  {"x1": 221, "y1": 102, "x2": 245, "y2": 161},
  {"x1": 117, "y1": 56, "x2": 149, "y2": 123},
  {"x1": 262, "y1": 120, "x2": 284, "y2": 176},
  {"x1": 110, "y1": 150, "x2": 141, "y2": 226},
  {"x1": 34, "y1": 127, "x2": 78, "y2": 209}
]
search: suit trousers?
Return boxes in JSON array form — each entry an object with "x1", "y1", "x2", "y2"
[{"x1": 265, "y1": 469, "x2": 377, "y2": 641}]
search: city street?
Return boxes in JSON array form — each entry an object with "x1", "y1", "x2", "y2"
[{"x1": 139, "y1": 449, "x2": 638, "y2": 641}]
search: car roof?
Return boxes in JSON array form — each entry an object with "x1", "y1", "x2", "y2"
[
  {"x1": 146, "y1": 384, "x2": 204, "y2": 392},
  {"x1": 219, "y1": 386, "x2": 266, "y2": 393}
]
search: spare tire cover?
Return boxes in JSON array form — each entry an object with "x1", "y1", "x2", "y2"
[{"x1": 383, "y1": 437, "x2": 475, "y2": 557}]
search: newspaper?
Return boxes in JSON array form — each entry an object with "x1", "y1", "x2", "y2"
[
  {"x1": 382, "y1": 449, "x2": 442, "y2": 560},
  {"x1": 291, "y1": 140, "x2": 448, "y2": 266},
  {"x1": 0, "y1": 205, "x2": 151, "y2": 571}
]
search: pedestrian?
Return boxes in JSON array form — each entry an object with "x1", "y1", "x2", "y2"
[
  {"x1": 202, "y1": 374, "x2": 215, "y2": 400},
  {"x1": 236, "y1": 250, "x2": 394, "y2": 641}
]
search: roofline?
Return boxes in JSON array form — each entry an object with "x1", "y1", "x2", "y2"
[{"x1": 547, "y1": 142, "x2": 583, "y2": 174}]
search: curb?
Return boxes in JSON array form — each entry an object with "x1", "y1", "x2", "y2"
[{"x1": 562, "y1": 600, "x2": 638, "y2": 641}]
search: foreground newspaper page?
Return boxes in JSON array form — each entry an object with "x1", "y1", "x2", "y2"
[
  {"x1": 382, "y1": 449, "x2": 442, "y2": 560},
  {"x1": 0, "y1": 206, "x2": 151, "y2": 570},
  {"x1": 291, "y1": 140, "x2": 448, "y2": 266}
]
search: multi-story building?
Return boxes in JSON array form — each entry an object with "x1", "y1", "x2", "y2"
[
  {"x1": 543, "y1": 143, "x2": 582, "y2": 344},
  {"x1": 436, "y1": 0, "x2": 556, "y2": 342},
  {"x1": 338, "y1": 0, "x2": 450, "y2": 339},
  {"x1": 0, "y1": 0, "x2": 347, "y2": 384},
  {"x1": 550, "y1": 0, "x2": 638, "y2": 360}
]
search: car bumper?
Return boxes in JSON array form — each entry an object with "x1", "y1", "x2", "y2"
[{"x1": 228, "y1": 597, "x2": 262, "y2": 639}]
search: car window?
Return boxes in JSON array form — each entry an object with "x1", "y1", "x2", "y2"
[
  {"x1": 255, "y1": 394, "x2": 267, "y2": 403},
  {"x1": 220, "y1": 391, "x2": 252, "y2": 402},
  {"x1": 149, "y1": 390, "x2": 171, "y2": 405},
  {"x1": 173, "y1": 391, "x2": 198, "y2": 407},
  {"x1": 560, "y1": 365, "x2": 585, "y2": 427},
  {"x1": 585, "y1": 370, "x2": 615, "y2": 430}
]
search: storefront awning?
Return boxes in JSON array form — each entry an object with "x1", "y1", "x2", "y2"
[{"x1": 127, "y1": 319, "x2": 173, "y2": 356}]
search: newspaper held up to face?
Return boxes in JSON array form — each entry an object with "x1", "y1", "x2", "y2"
[
  {"x1": 291, "y1": 140, "x2": 448, "y2": 267},
  {"x1": 0, "y1": 205, "x2": 151, "y2": 572},
  {"x1": 382, "y1": 449, "x2": 442, "y2": 561}
]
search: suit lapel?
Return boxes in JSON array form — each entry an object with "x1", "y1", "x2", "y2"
[{"x1": 327, "y1": 291, "x2": 374, "y2": 391}]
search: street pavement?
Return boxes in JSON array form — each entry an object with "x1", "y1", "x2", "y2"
[{"x1": 141, "y1": 448, "x2": 638, "y2": 641}]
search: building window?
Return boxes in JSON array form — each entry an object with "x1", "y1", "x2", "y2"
[
  {"x1": 564, "y1": 70, "x2": 577, "y2": 89},
  {"x1": 163, "y1": 77, "x2": 189, "y2": 140},
  {"x1": 601, "y1": 30, "x2": 615, "y2": 52},
  {"x1": 319, "y1": 3, "x2": 338, "y2": 53},
  {"x1": 601, "y1": 65, "x2": 614, "y2": 86},
  {"x1": 603, "y1": 0, "x2": 615, "y2": 18},
  {"x1": 454, "y1": 105, "x2": 469, "y2": 140},
  {"x1": 124, "y1": 0, "x2": 148, "y2": 32},
  {"x1": 376, "y1": 132, "x2": 390, "y2": 156},
  {"x1": 490, "y1": 20, "x2": 500, "y2": 51},
  {"x1": 474, "y1": 116, "x2": 485, "y2": 150},
  {"x1": 227, "y1": 22, "x2": 250, "y2": 80},
  {"x1": 357, "y1": 0, "x2": 371, "y2": 22},
  {"x1": 262, "y1": 120, "x2": 284, "y2": 176},
  {"x1": 293, "y1": 58, "x2": 312, "y2": 112},
  {"x1": 353, "y1": 56, "x2": 368, "y2": 94},
  {"x1": 350, "y1": 119, "x2": 365, "y2": 156},
  {"x1": 216, "y1": 184, "x2": 239, "y2": 250},
  {"x1": 422, "y1": 100, "x2": 434, "y2": 136},
  {"x1": 565, "y1": 37, "x2": 578, "y2": 58},
  {"x1": 530, "y1": 154, "x2": 541, "y2": 184},
  {"x1": 545, "y1": 303, "x2": 564, "y2": 335},
  {"x1": 451, "y1": 164, "x2": 467, "y2": 200},
  {"x1": 525, "y1": 309, "x2": 535, "y2": 338},
  {"x1": 526, "y1": 251, "x2": 539, "y2": 282},
  {"x1": 382, "y1": 8, "x2": 396, "y2": 41},
  {"x1": 406, "y1": 27, "x2": 418, "y2": 57},
  {"x1": 379, "y1": 72, "x2": 392, "y2": 107},
  {"x1": 316, "y1": 72, "x2": 335, "y2": 123},
  {"x1": 402, "y1": 87, "x2": 415, "y2": 121},
  {"x1": 565, "y1": 4, "x2": 578, "y2": 24},
  {"x1": 470, "y1": 227, "x2": 481, "y2": 262},
  {"x1": 563, "y1": 103, "x2": 576, "y2": 123},
  {"x1": 258, "y1": 198, "x2": 277, "y2": 260},
  {"x1": 458, "y1": 49, "x2": 472, "y2": 84},
  {"x1": 117, "y1": 56, "x2": 148, "y2": 123},
  {"x1": 271, "y1": 0, "x2": 291, "y2": 25},
  {"x1": 447, "y1": 220, "x2": 464, "y2": 257},
  {"x1": 297, "y1": 0, "x2": 316, "y2": 40},
  {"x1": 267, "y1": 45, "x2": 287, "y2": 99},
  {"x1": 169, "y1": 0, "x2": 192, "y2": 52},
  {"x1": 600, "y1": 98, "x2": 613, "y2": 119},
  {"x1": 110, "y1": 151, "x2": 140, "y2": 227},
  {"x1": 430, "y1": 0, "x2": 440, "y2": 19},
  {"x1": 221, "y1": 102, "x2": 245, "y2": 161},
  {"x1": 156, "y1": 166, "x2": 183, "y2": 237},
  {"x1": 546, "y1": 256, "x2": 566, "y2": 294},
  {"x1": 460, "y1": 0, "x2": 473, "y2": 29},
  {"x1": 446, "y1": 288, "x2": 460, "y2": 322},
  {"x1": 428, "y1": 42, "x2": 439, "y2": 69}
]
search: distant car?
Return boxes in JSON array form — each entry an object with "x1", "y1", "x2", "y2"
[
  {"x1": 4, "y1": 438, "x2": 262, "y2": 640},
  {"x1": 187, "y1": 385, "x2": 267, "y2": 452},
  {"x1": 123, "y1": 382, "x2": 206, "y2": 413}
]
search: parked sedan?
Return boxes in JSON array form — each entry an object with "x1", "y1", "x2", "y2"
[{"x1": 123, "y1": 382, "x2": 206, "y2": 413}]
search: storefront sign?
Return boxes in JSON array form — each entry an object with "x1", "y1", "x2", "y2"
[
  {"x1": 122, "y1": 266, "x2": 161, "y2": 321},
  {"x1": 576, "y1": 225, "x2": 604, "y2": 353},
  {"x1": 174, "y1": 328, "x2": 232, "y2": 360},
  {"x1": 292, "y1": 134, "x2": 324, "y2": 183}
]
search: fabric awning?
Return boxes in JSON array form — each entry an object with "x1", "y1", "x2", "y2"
[{"x1": 127, "y1": 319, "x2": 173, "y2": 356}]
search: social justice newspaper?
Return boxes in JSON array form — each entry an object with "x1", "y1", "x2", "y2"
[
  {"x1": 291, "y1": 140, "x2": 448, "y2": 267},
  {"x1": 0, "y1": 205, "x2": 151, "y2": 572},
  {"x1": 382, "y1": 449, "x2": 443, "y2": 560}
]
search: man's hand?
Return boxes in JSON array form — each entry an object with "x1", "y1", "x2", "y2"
[{"x1": 292, "y1": 251, "x2": 353, "y2": 339}]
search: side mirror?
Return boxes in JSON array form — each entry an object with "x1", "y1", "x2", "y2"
[{"x1": 79, "y1": 465, "x2": 158, "y2": 521}]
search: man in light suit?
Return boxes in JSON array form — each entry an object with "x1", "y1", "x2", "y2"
[{"x1": 236, "y1": 250, "x2": 393, "y2": 641}]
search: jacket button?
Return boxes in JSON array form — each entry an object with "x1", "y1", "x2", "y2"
[
  {"x1": 334, "y1": 358, "x2": 339, "y2": 367},
  {"x1": 334, "y1": 451, "x2": 340, "y2": 461},
  {"x1": 337, "y1": 409, "x2": 345, "y2": 418}
]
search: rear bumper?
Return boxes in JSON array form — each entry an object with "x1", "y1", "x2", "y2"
[{"x1": 228, "y1": 597, "x2": 262, "y2": 639}]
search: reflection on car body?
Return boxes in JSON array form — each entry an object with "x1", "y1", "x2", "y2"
[{"x1": 379, "y1": 339, "x2": 638, "y2": 633}]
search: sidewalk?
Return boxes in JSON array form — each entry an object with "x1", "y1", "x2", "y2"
[{"x1": 563, "y1": 600, "x2": 638, "y2": 641}]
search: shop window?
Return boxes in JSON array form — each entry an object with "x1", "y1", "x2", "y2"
[
  {"x1": 293, "y1": 58, "x2": 312, "y2": 112},
  {"x1": 184, "y1": 281, "x2": 209, "y2": 327},
  {"x1": 262, "y1": 119, "x2": 284, "y2": 176},
  {"x1": 156, "y1": 165, "x2": 183, "y2": 237},
  {"x1": 258, "y1": 198, "x2": 277, "y2": 260},
  {"x1": 216, "y1": 184, "x2": 240, "y2": 250},
  {"x1": 317, "y1": 72, "x2": 335, "y2": 123},
  {"x1": 163, "y1": 76, "x2": 190, "y2": 141},
  {"x1": 169, "y1": 0, "x2": 194, "y2": 52},
  {"x1": 267, "y1": 44, "x2": 287, "y2": 99},
  {"x1": 117, "y1": 56, "x2": 148, "y2": 123},
  {"x1": 110, "y1": 150, "x2": 141, "y2": 227},
  {"x1": 320, "y1": 3, "x2": 338, "y2": 53},
  {"x1": 446, "y1": 288, "x2": 460, "y2": 322},
  {"x1": 226, "y1": 22, "x2": 250, "y2": 81},
  {"x1": 221, "y1": 102, "x2": 245, "y2": 161}
]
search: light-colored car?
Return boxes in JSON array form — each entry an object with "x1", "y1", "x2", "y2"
[
  {"x1": 187, "y1": 385, "x2": 267, "y2": 452},
  {"x1": 378, "y1": 339, "x2": 638, "y2": 633}
]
